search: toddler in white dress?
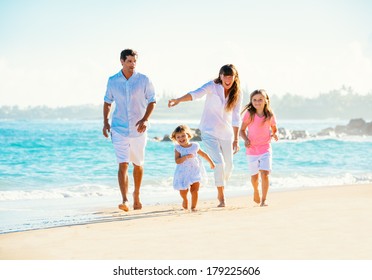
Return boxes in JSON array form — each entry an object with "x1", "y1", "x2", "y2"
[{"x1": 171, "y1": 125, "x2": 215, "y2": 211}]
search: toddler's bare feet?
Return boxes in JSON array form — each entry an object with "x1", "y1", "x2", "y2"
[
  {"x1": 191, "y1": 208, "x2": 197, "y2": 212},
  {"x1": 253, "y1": 191, "x2": 260, "y2": 204}
]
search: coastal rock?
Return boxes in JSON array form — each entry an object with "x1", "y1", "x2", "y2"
[
  {"x1": 318, "y1": 127, "x2": 336, "y2": 137},
  {"x1": 156, "y1": 128, "x2": 202, "y2": 142},
  {"x1": 161, "y1": 134, "x2": 171, "y2": 141},
  {"x1": 192, "y1": 129, "x2": 202, "y2": 141},
  {"x1": 317, "y1": 118, "x2": 372, "y2": 136},
  {"x1": 155, "y1": 118, "x2": 371, "y2": 142},
  {"x1": 366, "y1": 122, "x2": 372, "y2": 135},
  {"x1": 334, "y1": 125, "x2": 347, "y2": 135},
  {"x1": 278, "y1": 127, "x2": 292, "y2": 140},
  {"x1": 277, "y1": 128, "x2": 310, "y2": 140},
  {"x1": 290, "y1": 130, "x2": 309, "y2": 140},
  {"x1": 346, "y1": 118, "x2": 366, "y2": 135}
]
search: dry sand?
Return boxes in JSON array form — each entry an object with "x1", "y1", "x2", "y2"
[{"x1": 1, "y1": 184, "x2": 371, "y2": 260}]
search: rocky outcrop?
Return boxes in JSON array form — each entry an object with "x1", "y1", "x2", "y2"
[
  {"x1": 155, "y1": 128, "x2": 202, "y2": 142},
  {"x1": 318, "y1": 118, "x2": 372, "y2": 137},
  {"x1": 277, "y1": 128, "x2": 310, "y2": 140},
  {"x1": 155, "y1": 118, "x2": 371, "y2": 141}
]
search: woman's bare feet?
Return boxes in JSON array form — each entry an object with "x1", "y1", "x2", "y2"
[
  {"x1": 217, "y1": 186, "x2": 225, "y2": 207},
  {"x1": 133, "y1": 202, "x2": 142, "y2": 210},
  {"x1": 260, "y1": 199, "x2": 268, "y2": 207},
  {"x1": 217, "y1": 199, "x2": 225, "y2": 207}
]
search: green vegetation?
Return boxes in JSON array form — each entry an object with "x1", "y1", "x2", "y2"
[{"x1": 1, "y1": 87, "x2": 371, "y2": 120}]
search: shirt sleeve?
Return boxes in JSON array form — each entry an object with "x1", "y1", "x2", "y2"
[
  {"x1": 242, "y1": 111, "x2": 250, "y2": 123},
  {"x1": 103, "y1": 78, "x2": 114, "y2": 104},
  {"x1": 188, "y1": 81, "x2": 213, "y2": 100},
  {"x1": 232, "y1": 93, "x2": 242, "y2": 127},
  {"x1": 174, "y1": 145, "x2": 181, "y2": 153},
  {"x1": 144, "y1": 76, "x2": 157, "y2": 104},
  {"x1": 194, "y1": 142, "x2": 200, "y2": 150}
]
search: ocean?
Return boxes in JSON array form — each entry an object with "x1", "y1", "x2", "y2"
[{"x1": 1, "y1": 118, "x2": 371, "y2": 233}]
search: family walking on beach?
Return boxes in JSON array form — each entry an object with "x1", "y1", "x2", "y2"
[{"x1": 102, "y1": 48, "x2": 278, "y2": 212}]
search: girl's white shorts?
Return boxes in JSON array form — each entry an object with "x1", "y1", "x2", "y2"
[{"x1": 246, "y1": 152, "x2": 272, "y2": 176}]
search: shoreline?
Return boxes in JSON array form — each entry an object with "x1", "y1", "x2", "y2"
[
  {"x1": 0, "y1": 183, "x2": 371, "y2": 260},
  {"x1": 0, "y1": 183, "x2": 365, "y2": 235}
]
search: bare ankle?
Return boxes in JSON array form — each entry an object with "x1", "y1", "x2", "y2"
[
  {"x1": 182, "y1": 199, "x2": 188, "y2": 210},
  {"x1": 260, "y1": 199, "x2": 268, "y2": 207}
]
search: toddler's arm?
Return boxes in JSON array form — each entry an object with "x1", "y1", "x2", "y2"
[
  {"x1": 197, "y1": 149, "x2": 215, "y2": 169},
  {"x1": 174, "y1": 150, "x2": 193, "y2": 164}
]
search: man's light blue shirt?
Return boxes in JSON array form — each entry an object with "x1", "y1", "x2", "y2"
[{"x1": 104, "y1": 70, "x2": 156, "y2": 137}]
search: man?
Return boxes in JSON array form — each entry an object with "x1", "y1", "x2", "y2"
[{"x1": 103, "y1": 49, "x2": 156, "y2": 211}]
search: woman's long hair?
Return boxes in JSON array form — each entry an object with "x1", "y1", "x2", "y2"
[
  {"x1": 214, "y1": 64, "x2": 241, "y2": 111},
  {"x1": 241, "y1": 89, "x2": 274, "y2": 124}
]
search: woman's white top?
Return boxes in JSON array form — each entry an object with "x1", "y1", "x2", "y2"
[{"x1": 189, "y1": 81, "x2": 242, "y2": 140}]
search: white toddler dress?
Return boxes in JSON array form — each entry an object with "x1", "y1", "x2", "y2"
[{"x1": 173, "y1": 142, "x2": 206, "y2": 190}]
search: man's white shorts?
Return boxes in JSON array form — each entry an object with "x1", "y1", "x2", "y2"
[
  {"x1": 246, "y1": 152, "x2": 272, "y2": 176},
  {"x1": 111, "y1": 130, "x2": 147, "y2": 166}
]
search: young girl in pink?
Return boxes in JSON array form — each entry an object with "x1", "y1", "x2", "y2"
[
  {"x1": 240, "y1": 89, "x2": 278, "y2": 206},
  {"x1": 171, "y1": 125, "x2": 215, "y2": 211}
]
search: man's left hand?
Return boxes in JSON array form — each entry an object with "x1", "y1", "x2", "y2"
[{"x1": 136, "y1": 119, "x2": 148, "y2": 133}]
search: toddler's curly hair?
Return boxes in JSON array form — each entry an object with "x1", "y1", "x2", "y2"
[{"x1": 170, "y1": 124, "x2": 193, "y2": 141}]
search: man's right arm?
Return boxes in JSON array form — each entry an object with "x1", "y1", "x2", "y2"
[{"x1": 102, "y1": 102, "x2": 111, "y2": 138}]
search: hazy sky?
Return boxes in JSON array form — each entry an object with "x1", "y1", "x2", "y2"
[{"x1": 1, "y1": 0, "x2": 371, "y2": 107}]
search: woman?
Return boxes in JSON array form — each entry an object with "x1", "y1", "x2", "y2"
[{"x1": 168, "y1": 64, "x2": 242, "y2": 207}]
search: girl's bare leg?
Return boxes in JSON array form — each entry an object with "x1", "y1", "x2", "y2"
[
  {"x1": 179, "y1": 190, "x2": 188, "y2": 210},
  {"x1": 190, "y1": 182, "x2": 200, "y2": 211},
  {"x1": 251, "y1": 173, "x2": 260, "y2": 204},
  {"x1": 260, "y1": 170, "x2": 270, "y2": 206},
  {"x1": 217, "y1": 186, "x2": 225, "y2": 207}
]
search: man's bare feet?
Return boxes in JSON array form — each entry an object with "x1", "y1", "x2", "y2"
[
  {"x1": 118, "y1": 201, "x2": 129, "y2": 212},
  {"x1": 133, "y1": 193, "x2": 142, "y2": 210},
  {"x1": 191, "y1": 208, "x2": 197, "y2": 212},
  {"x1": 253, "y1": 191, "x2": 260, "y2": 204},
  {"x1": 133, "y1": 202, "x2": 142, "y2": 210}
]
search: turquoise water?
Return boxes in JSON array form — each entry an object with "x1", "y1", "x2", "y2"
[{"x1": 1, "y1": 119, "x2": 371, "y2": 233}]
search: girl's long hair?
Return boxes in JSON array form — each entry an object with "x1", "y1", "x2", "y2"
[
  {"x1": 241, "y1": 89, "x2": 274, "y2": 124},
  {"x1": 214, "y1": 64, "x2": 241, "y2": 112}
]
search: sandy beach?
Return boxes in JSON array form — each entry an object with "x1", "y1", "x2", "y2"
[{"x1": 0, "y1": 184, "x2": 371, "y2": 260}]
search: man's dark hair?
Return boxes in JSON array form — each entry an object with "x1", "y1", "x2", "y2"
[{"x1": 120, "y1": 49, "x2": 138, "y2": 61}]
